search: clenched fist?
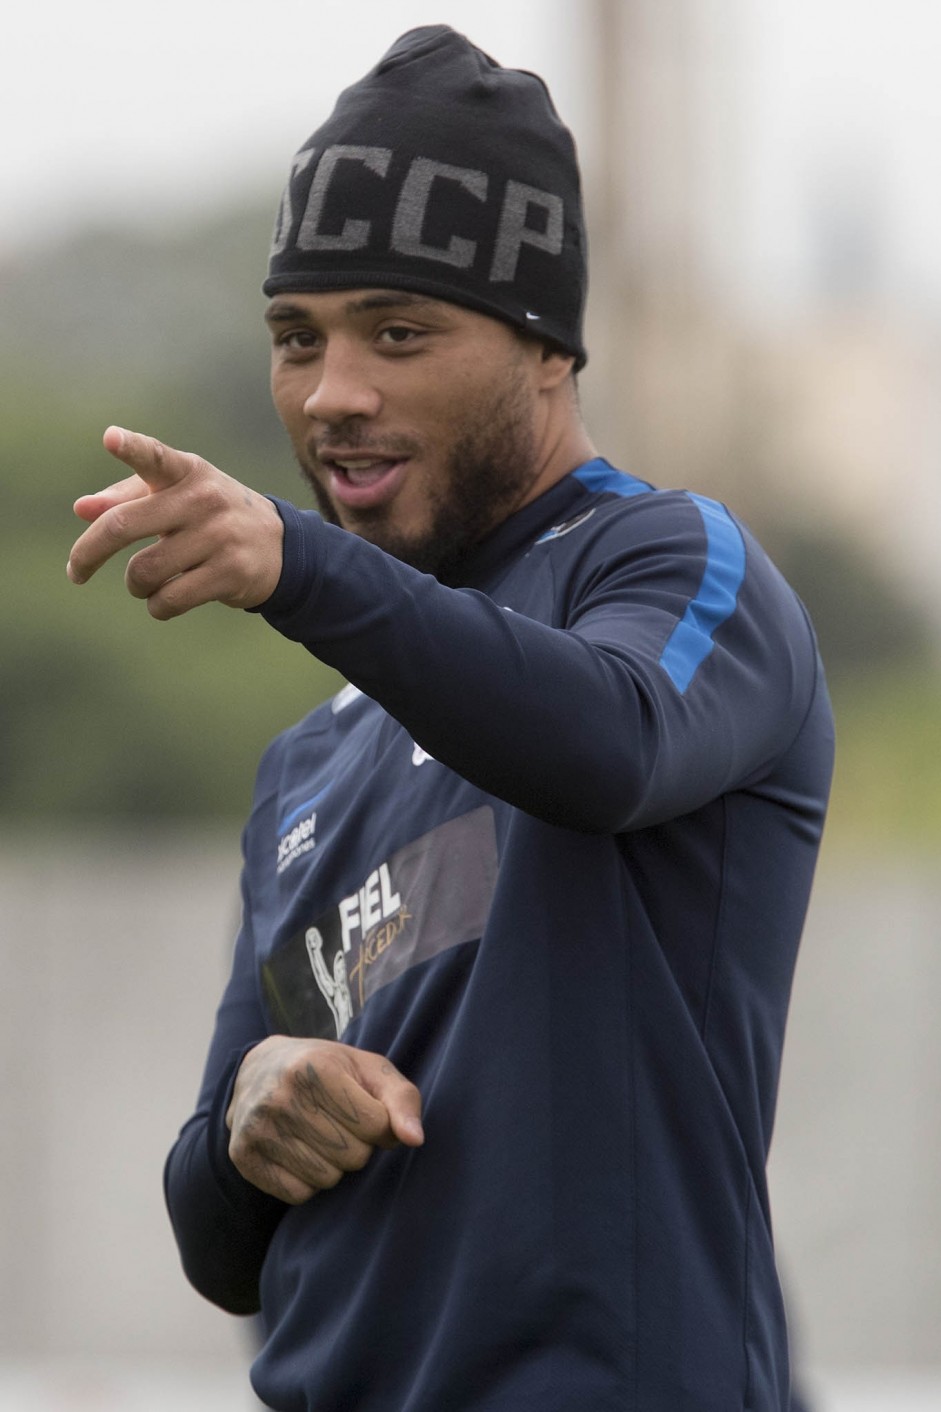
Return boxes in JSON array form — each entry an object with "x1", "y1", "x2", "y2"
[{"x1": 226, "y1": 1035, "x2": 425, "y2": 1204}]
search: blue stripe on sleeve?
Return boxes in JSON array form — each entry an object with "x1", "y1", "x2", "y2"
[
  {"x1": 658, "y1": 494, "x2": 746, "y2": 694},
  {"x1": 573, "y1": 458, "x2": 652, "y2": 499},
  {"x1": 568, "y1": 463, "x2": 745, "y2": 693}
]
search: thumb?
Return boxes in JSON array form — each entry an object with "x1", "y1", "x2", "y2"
[
  {"x1": 360, "y1": 1056, "x2": 424, "y2": 1148},
  {"x1": 102, "y1": 425, "x2": 188, "y2": 492},
  {"x1": 389, "y1": 1091, "x2": 425, "y2": 1148}
]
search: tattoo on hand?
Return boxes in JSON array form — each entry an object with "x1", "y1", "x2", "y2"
[{"x1": 294, "y1": 1062, "x2": 362, "y2": 1143}]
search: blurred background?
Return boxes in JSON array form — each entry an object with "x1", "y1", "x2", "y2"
[{"x1": 1, "y1": 0, "x2": 939, "y2": 1408}]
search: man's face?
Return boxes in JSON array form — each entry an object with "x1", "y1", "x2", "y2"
[{"x1": 267, "y1": 289, "x2": 562, "y2": 578}]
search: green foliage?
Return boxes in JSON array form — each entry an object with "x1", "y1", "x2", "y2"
[
  {"x1": 0, "y1": 204, "x2": 342, "y2": 823},
  {"x1": 0, "y1": 526, "x2": 342, "y2": 821},
  {"x1": 757, "y1": 522, "x2": 931, "y2": 677},
  {"x1": 755, "y1": 525, "x2": 941, "y2": 855},
  {"x1": 826, "y1": 664, "x2": 941, "y2": 855},
  {"x1": 1, "y1": 202, "x2": 938, "y2": 843}
]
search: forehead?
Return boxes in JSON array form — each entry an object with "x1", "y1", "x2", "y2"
[{"x1": 264, "y1": 289, "x2": 456, "y2": 325}]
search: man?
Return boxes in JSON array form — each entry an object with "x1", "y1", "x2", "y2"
[{"x1": 68, "y1": 27, "x2": 833, "y2": 1411}]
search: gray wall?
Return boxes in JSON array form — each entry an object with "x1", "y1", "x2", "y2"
[
  {"x1": 771, "y1": 857, "x2": 941, "y2": 1369},
  {"x1": 1, "y1": 837, "x2": 938, "y2": 1371},
  {"x1": 0, "y1": 835, "x2": 246, "y2": 1367}
]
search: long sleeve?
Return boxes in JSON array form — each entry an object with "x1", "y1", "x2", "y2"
[
  {"x1": 164, "y1": 872, "x2": 287, "y2": 1314},
  {"x1": 260, "y1": 484, "x2": 824, "y2": 835}
]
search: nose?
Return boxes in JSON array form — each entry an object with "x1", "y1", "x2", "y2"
[{"x1": 303, "y1": 342, "x2": 382, "y2": 424}]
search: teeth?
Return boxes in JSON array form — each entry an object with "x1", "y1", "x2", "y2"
[{"x1": 332, "y1": 456, "x2": 394, "y2": 488}]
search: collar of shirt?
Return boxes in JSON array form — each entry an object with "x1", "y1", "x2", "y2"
[{"x1": 445, "y1": 466, "x2": 593, "y2": 591}]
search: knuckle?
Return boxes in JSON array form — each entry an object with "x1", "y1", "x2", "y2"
[
  {"x1": 310, "y1": 1049, "x2": 338, "y2": 1080},
  {"x1": 227, "y1": 1131, "x2": 252, "y2": 1171},
  {"x1": 192, "y1": 474, "x2": 229, "y2": 518},
  {"x1": 106, "y1": 505, "x2": 132, "y2": 542},
  {"x1": 124, "y1": 555, "x2": 153, "y2": 599},
  {"x1": 247, "y1": 1099, "x2": 278, "y2": 1132},
  {"x1": 283, "y1": 1053, "x2": 313, "y2": 1091},
  {"x1": 231, "y1": 1126, "x2": 280, "y2": 1178},
  {"x1": 315, "y1": 1166, "x2": 343, "y2": 1191},
  {"x1": 148, "y1": 571, "x2": 194, "y2": 620},
  {"x1": 233, "y1": 1105, "x2": 269, "y2": 1146},
  {"x1": 345, "y1": 1145, "x2": 371, "y2": 1173},
  {"x1": 148, "y1": 593, "x2": 182, "y2": 622}
]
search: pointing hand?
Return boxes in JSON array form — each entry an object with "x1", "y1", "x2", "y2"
[{"x1": 67, "y1": 426, "x2": 284, "y2": 619}]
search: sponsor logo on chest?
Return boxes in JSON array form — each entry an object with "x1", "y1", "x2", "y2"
[
  {"x1": 261, "y1": 808, "x2": 499, "y2": 1041},
  {"x1": 338, "y1": 863, "x2": 403, "y2": 953},
  {"x1": 276, "y1": 810, "x2": 318, "y2": 875}
]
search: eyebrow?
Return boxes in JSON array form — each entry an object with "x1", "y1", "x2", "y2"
[
  {"x1": 265, "y1": 302, "x2": 313, "y2": 325},
  {"x1": 264, "y1": 292, "x2": 439, "y2": 324}
]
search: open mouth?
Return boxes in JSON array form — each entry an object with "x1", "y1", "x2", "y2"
[
  {"x1": 322, "y1": 454, "x2": 409, "y2": 509},
  {"x1": 331, "y1": 457, "x2": 399, "y2": 487}
]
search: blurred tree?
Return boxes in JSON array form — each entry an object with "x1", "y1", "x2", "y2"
[
  {"x1": 0, "y1": 204, "x2": 341, "y2": 823},
  {"x1": 0, "y1": 202, "x2": 937, "y2": 834},
  {"x1": 755, "y1": 521, "x2": 932, "y2": 677}
]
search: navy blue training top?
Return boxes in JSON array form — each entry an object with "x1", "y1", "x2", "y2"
[{"x1": 164, "y1": 459, "x2": 834, "y2": 1411}]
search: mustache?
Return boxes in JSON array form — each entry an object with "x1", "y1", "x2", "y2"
[{"x1": 305, "y1": 427, "x2": 422, "y2": 462}]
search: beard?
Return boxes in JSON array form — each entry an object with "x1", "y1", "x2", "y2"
[{"x1": 296, "y1": 360, "x2": 541, "y2": 583}]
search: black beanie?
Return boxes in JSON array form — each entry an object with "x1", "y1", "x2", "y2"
[{"x1": 263, "y1": 26, "x2": 588, "y2": 369}]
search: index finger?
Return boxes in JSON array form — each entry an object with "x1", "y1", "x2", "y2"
[
  {"x1": 67, "y1": 428, "x2": 198, "y2": 584},
  {"x1": 102, "y1": 425, "x2": 189, "y2": 492}
]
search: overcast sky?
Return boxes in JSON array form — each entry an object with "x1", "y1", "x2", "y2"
[{"x1": 4, "y1": 0, "x2": 939, "y2": 312}]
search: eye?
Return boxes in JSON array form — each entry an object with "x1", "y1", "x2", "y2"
[
  {"x1": 377, "y1": 325, "x2": 420, "y2": 348},
  {"x1": 274, "y1": 328, "x2": 321, "y2": 358}
]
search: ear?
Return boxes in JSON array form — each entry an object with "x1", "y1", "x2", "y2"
[{"x1": 536, "y1": 345, "x2": 576, "y2": 391}]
